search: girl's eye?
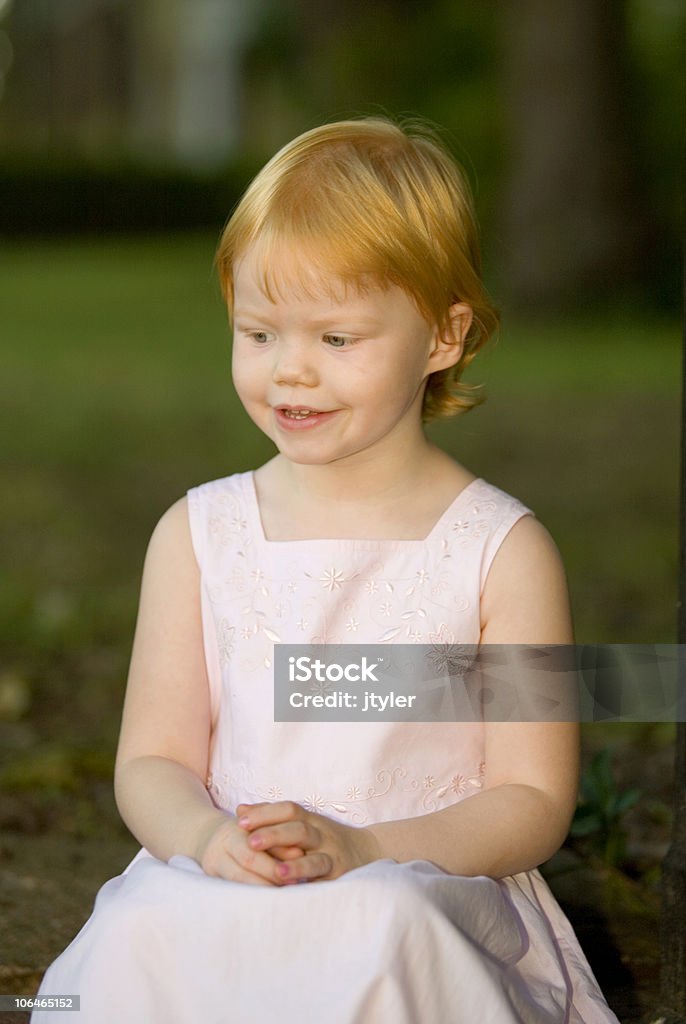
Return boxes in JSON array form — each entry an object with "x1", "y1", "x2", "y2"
[
  {"x1": 250, "y1": 331, "x2": 270, "y2": 344},
  {"x1": 325, "y1": 335, "x2": 352, "y2": 348}
]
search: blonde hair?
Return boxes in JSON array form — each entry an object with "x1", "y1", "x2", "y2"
[{"x1": 216, "y1": 117, "x2": 498, "y2": 420}]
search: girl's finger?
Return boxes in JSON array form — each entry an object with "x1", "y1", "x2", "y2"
[
  {"x1": 211, "y1": 856, "x2": 276, "y2": 886},
  {"x1": 242, "y1": 845, "x2": 290, "y2": 876},
  {"x1": 237, "y1": 800, "x2": 305, "y2": 831},
  {"x1": 270, "y1": 845, "x2": 306, "y2": 861},
  {"x1": 247, "y1": 821, "x2": 317, "y2": 852},
  {"x1": 274, "y1": 852, "x2": 333, "y2": 885}
]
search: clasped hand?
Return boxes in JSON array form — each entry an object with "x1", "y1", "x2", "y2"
[{"x1": 200, "y1": 800, "x2": 380, "y2": 887}]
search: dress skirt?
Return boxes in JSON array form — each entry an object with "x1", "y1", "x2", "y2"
[{"x1": 32, "y1": 854, "x2": 618, "y2": 1024}]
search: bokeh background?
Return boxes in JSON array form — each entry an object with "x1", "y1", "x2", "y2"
[{"x1": 0, "y1": 1, "x2": 683, "y2": 1019}]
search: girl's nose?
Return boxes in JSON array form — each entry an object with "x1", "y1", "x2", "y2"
[{"x1": 271, "y1": 339, "x2": 318, "y2": 387}]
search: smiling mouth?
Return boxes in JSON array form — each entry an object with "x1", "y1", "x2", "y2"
[
  {"x1": 281, "y1": 409, "x2": 318, "y2": 419},
  {"x1": 276, "y1": 405, "x2": 330, "y2": 418},
  {"x1": 274, "y1": 405, "x2": 338, "y2": 430}
]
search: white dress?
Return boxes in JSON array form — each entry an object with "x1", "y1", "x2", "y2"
[{"x1": 33, "y1": 473, "x2": 619, "y2": 1023}]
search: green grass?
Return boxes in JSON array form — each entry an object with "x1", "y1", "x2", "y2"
[{"x1": 0, "y1": 234, "x2": 680, "y2": 761}]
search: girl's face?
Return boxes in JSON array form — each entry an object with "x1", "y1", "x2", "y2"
[{"x1": 231, "y1": 243, "x2": 459, "y2": 469}]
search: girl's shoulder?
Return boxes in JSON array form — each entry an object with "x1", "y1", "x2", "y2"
[{"x1": 479, "y1": 509, "x2": 573, "y2": 644}]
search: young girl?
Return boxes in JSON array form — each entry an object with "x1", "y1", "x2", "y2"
[{"x1": 34, "y1": 118, "x2": 618, "y2": 1023}]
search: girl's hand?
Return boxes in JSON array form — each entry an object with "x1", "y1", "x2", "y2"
[
  {"x1": 236, "y1": 801, "x2": 381, "y2": 884},
  {"x1": 197, "y1": 815, "x2": 306, "y2": 886}
]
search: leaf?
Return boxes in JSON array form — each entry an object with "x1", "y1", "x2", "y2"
[
  {"x1": 570, "y1": 808, "x2": 603, "y2": 836},
  {"x1": 614, "y1": 788, "x2": 642, "y2": 814},
  {"x1": 378, "y1": 627, "x2": 402, "y2": 642}
]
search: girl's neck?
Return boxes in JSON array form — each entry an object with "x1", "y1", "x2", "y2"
[{"x1": 253, "y1": 445, "x2": 475, "y2": 542}]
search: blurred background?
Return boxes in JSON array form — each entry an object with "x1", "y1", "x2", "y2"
[{"x1": 0, "y1": 0, "x2": 683, "y2": 1018}]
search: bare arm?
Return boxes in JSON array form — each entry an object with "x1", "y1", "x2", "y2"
[
  {"x1": 114, "y1": 499, "x2": 298, "y2": 884},
  {"x1": 114, "y1": 498, "x2": 226, "y2": 861}
]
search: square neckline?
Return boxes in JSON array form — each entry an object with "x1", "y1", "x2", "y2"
[{"x1": 242, "y1": 470, "x2": 484, "y2": 547}]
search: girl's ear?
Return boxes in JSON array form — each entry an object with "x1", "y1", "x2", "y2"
[{"x1": 427, "y1": 302, "x2": 473, "y2": 372}]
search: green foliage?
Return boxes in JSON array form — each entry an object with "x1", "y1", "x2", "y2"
[{"x1": 570, "y1": 750, "x2": 642, "y2": 867}]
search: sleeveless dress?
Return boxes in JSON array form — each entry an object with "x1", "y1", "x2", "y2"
[{"x1": 33, "y1": 472, "x2": 619, "y2": 1024}]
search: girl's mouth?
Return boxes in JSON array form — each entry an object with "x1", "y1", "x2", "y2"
[
  {"x1": 274, "y1": 406, "x2": 338, "y2": 431},
  {"x1": 282, "y1": 409, "x2": 317, "y2": 419}
]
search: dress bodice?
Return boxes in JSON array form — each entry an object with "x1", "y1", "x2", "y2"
[{"x1": 187, "y1": 472, "x2": 532, "y2": 825}]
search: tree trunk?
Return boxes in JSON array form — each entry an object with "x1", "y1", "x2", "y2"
[
  {"x1": 655, "y1": 247, "x2": 686, "y2": 1022},
  {"x1": 500, "y1": 0, "x2": 642, "y2": 309}
]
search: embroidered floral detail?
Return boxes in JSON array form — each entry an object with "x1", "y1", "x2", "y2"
[
  {"x1": 415, "y1": 570, "x2": 430, "y2": 584},
  {"x1": 320, "y1": 567, "x2": 345, "y2": 591},
  {"x1": 217, "y1": 620, "x2": 235, "y2": 665},
  {"x1": 426, "y1": 629, "x2": 475, "y2": 675},
  {"x1": 346, "y1": 617, "x2": 359, "y2": 632},
  {"x1": 378, "y1": 626, "x2": 402, "y2": 642},
  {"x1": 287, "y1": 582, "x2": 297, "y2": 593},
  {"x1": 364, "y1": 579, "x2": 379, "y2": 594},
  {"x1": 472, "y1": 501, "x2": 497, "y2": 516},
  {"x1": 452, "y1": 519, "x2": 470, "y2": 533},
  {"x1": 207, "y1": 762, "x2": 484, "y2": 825},
  {"x1": 407, "y1": 628, "x2": 422, "y2": 643},
  {"x1": 296, "y1": 618, "x2": 308, "y2": 631},
  {"x1": 310, "y1": 677, "x2": 333, "y2": 698},
  {"x1": 379, "y1": 601, "x2": 392, "y2": 617},
  {"x1": 240, "y1": 626, "x2": 253, "y2": 640},
  {"x1": 451, "y1": 774, "x2": 467, "y2": 795},
  {"x1": 428, "y1": 623, "x2": 455, "y2": 644}
]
